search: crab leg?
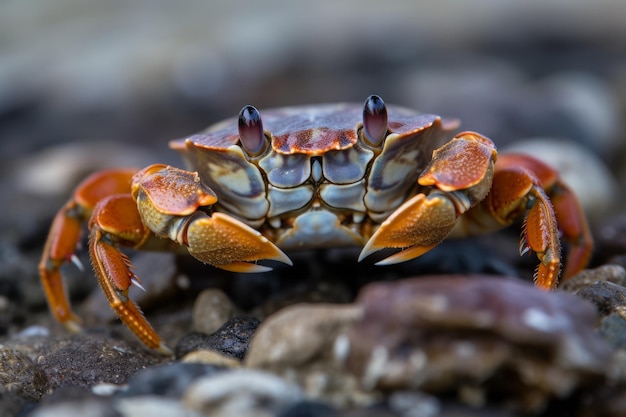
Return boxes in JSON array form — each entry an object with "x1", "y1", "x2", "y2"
[
  {"x1": 85, "y1": 164, "x2": 291, "y2": 353},
  {"x1": 480, "y1": 165, "x2": 562, "y2": 288},
  {"x1": 494, "y1": 154, "x2": 593, "y2": 281},
  {"x1": 549, "y1": 183, "x2": 593, "y2": 278},
  {"x1": 87, "y1": 194, "x2": 173, "y2": 354},
  {"x1": 38, "y1": 169, "x2": 137, "y2": 331}
]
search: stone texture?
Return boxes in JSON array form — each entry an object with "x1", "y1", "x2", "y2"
[
  {"x1": 192, "y1": 289, "x2": 236, "y2": 335},
  {"x1": 183, "y1": 369, "x2": 303, "y2": 417},
  {"x1": 176, "y1": 316, "x2": 259, "y2": 360},
  {"x1": 345, "y1": 275, "x2": 613, "y2": 412}
]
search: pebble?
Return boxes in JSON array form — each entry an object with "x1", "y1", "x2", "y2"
[
  {"x1": 115, "y1": 396, "x2": 202, "y2": 417},
  {"x1": 245, "y1": 303, "x2": 375, "y2": 408},
  {"x1": 387, "y1": 391, "x2": 441, "y2": 417},
  {"x1": 182, "y1": 369, "x2": 304, "y2": 417},
  {"x1": 28, "y1": 398, "x2": 117, "y2": 417},
  {"x1": 192, "y1": 289, "x2": 236, "y2": 335},
  {"x1": 175, "y1": 316, "x2": 259, "y2": 360},
  {"x1": 122, "y1": 362, "x2": 225, "y2": 399},
  {"x1": 246, "y1": 303, "x2": 363, "y2": 369},
  {"x1": 181, "y1": 350, "x2": 242, "y2": 368},
  {"x1": 276, "y1": 400, "x2": 337, "y2": 417}
]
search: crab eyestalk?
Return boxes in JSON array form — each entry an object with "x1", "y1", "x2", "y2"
[
  {"x1": 362, "y1": 95, "x2": 388, "y2": 147},
  {"x1": 239, "y1": 105, "x2": 266, "y2": 156}
]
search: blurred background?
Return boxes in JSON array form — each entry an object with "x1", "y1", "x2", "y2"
[{"x1": 1, "y1": 0, "x2": 626, "y2": 253}]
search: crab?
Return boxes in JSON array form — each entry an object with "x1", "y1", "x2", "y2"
[{"x1": 39, "y1": 95, "x2": 593, "y2": 354}]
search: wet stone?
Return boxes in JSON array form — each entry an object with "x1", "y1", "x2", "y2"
[
  {"x1": 345, "y1": 275, "x2": 613, "y2": 413},
  {"x1": 599, "y1": 313, "x2": 626, "y2": 350},
  {"x1": 245, "y1": 303, "x2": 373, "y2": 408},
  {"x1": 560, "y1": 265, "x2": 626, "y2": 317},
  {"x1": 29, "y1": 397, "x2": 120, "y2": 417},
  {"x1": 122, "y1": 362, "x2": 225, "y2": 399},
  {"x1": 175, "y1": 316, "x2": 259, "y2": 360},
  {"x1": 182, "y1": 369, "x2": 304, "y2": 417},
  {"x1": 276, "y1": 400, "x2": 337, "y2": 417},
  {"x1": 115, "y1": 396, "x2": 200, "y2": 417},
  {"x1": 181, "y1": 350, "x2": 242, "y2": 368},
  {"x1": 246, "y1": 303, "x2": 363, "y2": 369}
]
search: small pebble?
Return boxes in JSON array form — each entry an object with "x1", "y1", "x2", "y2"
[
  {"x1": 123, "y1": 362, "x2": 225, "y2": 399},
  {"x1": 183, "y1": 369, "x2": 304, "y2": 416},
  {"x1": 182, "y1": 350, "x2": 242, "y2": 367},
  {"x1": 246, "y1": 303, "x2": 363, "y2": 369},
  {"x1": 192, "y1": 289, "x2": 236, "y2": 335},
  {"x1": 176, "y1": 316, "x2": 259, "y2": 360},
  {"x1": 115, "y1": 396, "x2": 201, "y2": 417}
]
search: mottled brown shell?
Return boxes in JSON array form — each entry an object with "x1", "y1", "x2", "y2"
[{"x1": 171, "y1": 103, "x2": 458, "y2": 155}]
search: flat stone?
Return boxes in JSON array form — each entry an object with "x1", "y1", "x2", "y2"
[{"x1": 346, "y1": 275, "x2": 613, "y2": 412}]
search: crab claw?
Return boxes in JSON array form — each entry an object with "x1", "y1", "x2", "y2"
[
  {"x1": 360, "y1": 132, "x2": 498, "y2": 265},
  {"x1": 185, "y1": 212, "x2": 292, "y2": 272},
  {"x1": 132, "y1": 164, "x2": 292, "y2": 271},
  {"x1": 359, "y1": 192, "x2": 457, "y2": 264}
]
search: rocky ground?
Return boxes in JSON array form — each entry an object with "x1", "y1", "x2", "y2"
[{"x1": 2, "y1": 1, "x2": 626, "y2": 416}]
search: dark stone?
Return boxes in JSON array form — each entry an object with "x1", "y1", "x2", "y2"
[
  {"x1": 175, "y1": 316, "x2": 260, "y2": 359},
  {"x1": 122, "y1": 362, "x2": 225, "y2": 399},
  {"x1": 0, "y1": 347, "x2": 47, "y2": 401},
  {"x1": 277, "y1": 400, "x2": 337, "y2": 417},
  {"x1": 599, "y1": 313, "x2": 626, "y2": 350},
  {"x1": 576, "y1": 281, "x2": 626, "y2": 317}
]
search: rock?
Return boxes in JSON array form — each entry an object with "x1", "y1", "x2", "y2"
[
  {"x1": 560, "y1": 264, "x2": 626, "y2": 293},
  {"x1": 182, "y1": 369, "x2": 303, "y2": 417},
  {"x1": 246, "y1": 304, "x2": 362, "y2": 369},
  {"x1": 29, "y1": 398, "x2": 118, "y2": 417},
  {"x1": 345, "y1": 275, "x2": 613, "y2": 413},
  {"x1": 245, "y1": 303, "x2": 374, "y2": 407},
  {"x1": 115, "y1": 396, "x2": 201, "y2": 417},
  {"x1": 387, "y1": 391, "x2": 441, "y2": 417},
  {"x1": 600, "y1": 313, "x2": 626, "y2": 350},
  {"x1": 34, "y1": 334, "x2": 165, "y2": 393},
  {"x1": 560, "y1": 265, "x2": 626, "y2": 317},
  {"x1": 175, "y1": 316, "x2": 259, "y2": 360},
  {"x1": 192, "y1": 289, "x2": 236, "y2": 335},
  {"x1": 276, "y1": 400, "x2": 337, "y2": 417},
  {"x1": 122, "y1": 363, "x2": 225, "y2": 399},
  {"x1": 0, "y1": 347, "x2": 47, "y2": 401},
  {"x1": 181, "y1": 350, "x2": 242, "y2": 368}
]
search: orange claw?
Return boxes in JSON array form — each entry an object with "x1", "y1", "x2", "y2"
[
  {"x1": 85, "y1": 164, "x2": 290, "y2": 353},
  {"x1": 359, "y1": 132, "x2": 498, "y2": 265},
  {"x1": 39, "y1": 168, "x2": 138, "y2": 331}
]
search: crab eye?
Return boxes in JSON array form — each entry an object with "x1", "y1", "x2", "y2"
[
  {"x1": 362, "y1": 95, "x2": 388, "y2": 146},
  {"x1": 238, "y1": 105, "x2": 265, "y2": 155}
]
